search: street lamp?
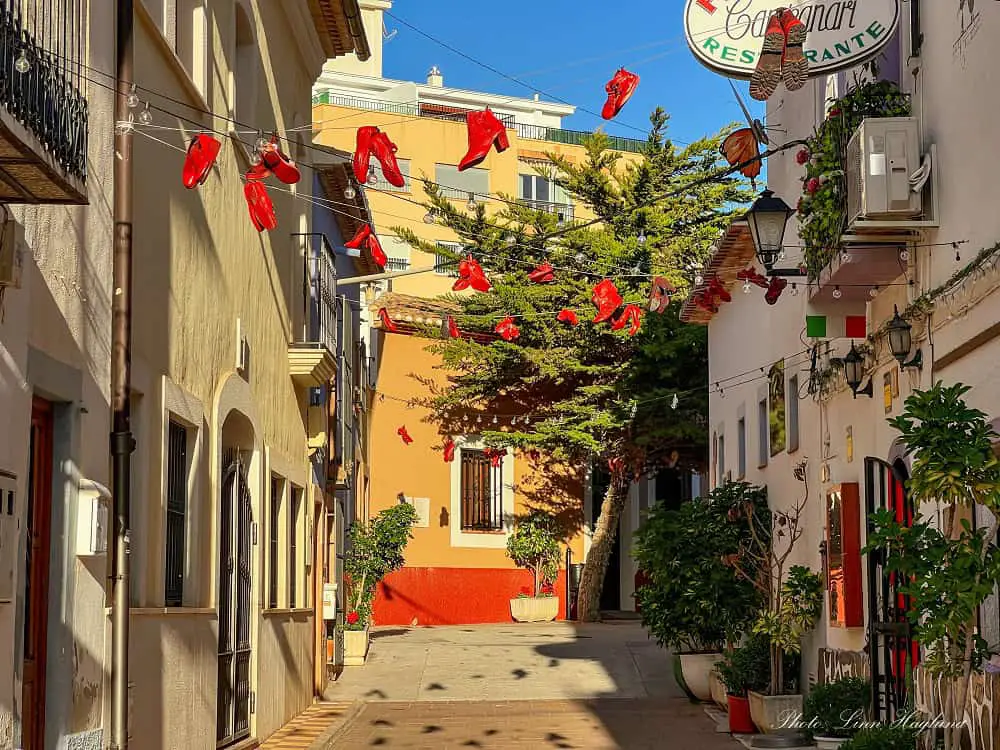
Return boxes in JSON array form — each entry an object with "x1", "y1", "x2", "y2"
[
  {"x1": 886, "y1": 305, "x2": 923, "y2": 370},
  {"x1": 842, "y1": 341, "x2": 873, "y2": 398},
  {"x1": 745, "y1": 189, "x2": 794, "y2": 271}
]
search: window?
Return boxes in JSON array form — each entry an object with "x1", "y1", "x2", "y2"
[
  {"x1": 434, "y1": 241, "x2": 462, "y2": 277},
  {"x1": 233, "y1": 3, "x2": 257, "y2": 127},
  {"x1": 519, "y1": 173, "x2": 573, "y2": 220},
  {"x1": 435, "y1": 163, "x2": 488, "y2": 201},
  {"x1": 737, "y1": 418, "x2": 746, "y2": 479},
  {"x1": 165, "y1": 421, "x2": 188, "y2": 607},
  {"x1": 758, "y1": 399, "x2": 769, "y2": 467},
  {"x1": 175, "y1": 0, "x2": 206, "y2": 94},
  {"x1": 371, "y1": 158, "x2": 411, "y2": 192},
  {"x1": 460, "y1": 449, "x2": 503, "y2": 531},
  {"x1": 787, "y1": 376, "x2": 800, "y2": 453},
  {"x1": 716, "y1": 434, "x2": 725, "y2": 487},
  {"x1": 268, "y1": 476, "x2": 282, "y2": 609},
  {"x1": 289, "y1": 487, "x2": 303, "y2": 607}
]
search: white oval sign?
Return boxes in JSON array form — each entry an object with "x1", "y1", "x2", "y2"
[{"x1": 684, "y1": 0, "x2": 900, "y2": 79}]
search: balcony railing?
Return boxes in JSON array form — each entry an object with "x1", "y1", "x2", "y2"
[
  {"x1": 385, "y1": 257, "x2": 409, "y2": 271},
  {"x1": 288, "y1": 234, "x2": 338, "y2": 388},
  {"x1": 0, "y1": 0, "x2": 88, "y2": 202},
  {"x1": 313, "y1": 90, "x2": 646, "y2": 154},
  {"x1": 518, "y1": 199, "x2": 574, "y2": 222}
]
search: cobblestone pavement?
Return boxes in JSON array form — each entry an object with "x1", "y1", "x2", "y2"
[{"x1": 323, "y1": 698, "x2": 740, "y2": 749}]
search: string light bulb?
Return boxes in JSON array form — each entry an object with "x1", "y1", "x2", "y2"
[
  {"x1": 492, "y1": 415, "x2": 498, "y2": 425},
  {"x1": 344, "y1": 184, "x2": 356, "y2": 200},
  {"x1": 671, "y1": 394, "x2": 679, "y2": 410},
  {"x1": 367, "y1": 165, "x2": 378, "y2": 186},
  {"x1": 743, "y1": 281, "x2": 752, "y2": 294},
  {"x1": 466, "y1": 192, "x2": 478, "y2": 211},
  {"x1": 899, "y1": 248, "x2": 910, "y2": 262},
  {"x1": 126, "y1": 83, "x2": 140, "y2": 108},
  {"x1": 14, "y1": 48, "x2": 30, "y2": 74},
  {"x1": 524, "y1": 416, "x2": 531, "y2": 425},
  {"x1": 476, "y1": 415, "x2": 482, "y2": 424},
  {"x1": 138, "y1": 103, "x2": 153, "y2": 125},
  {"x1": 423, "y1": 210, "x2": 436, "y2": 224},
  {"x1": 832, "y1": 285, "x2": 842, "y2": 299},
  {"x1": 790, "y1": 283, "x2": 799, "y2": 296},
  {"x1": 637, "y1": 231, "x2": 647, "y2": 245},
  {"x1": 954, "y1": 242, "x2": 961, "y2": 262},
  {"x1": 841, "y1": 250, "x2": 852, "y2": 264},
  {"x1": 505, "y1": 233, "x2": 516, "y2": 246},
  {"x1": 694, "y1": 273, "x2": 704, "y2": 285},
  {"x1": 869, "y1": 286, "x2": 879, "y2": 298}
]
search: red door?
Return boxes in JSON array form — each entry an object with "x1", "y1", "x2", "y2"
[{"x1": 22, "y1": 397, "x2": 53, "y2": 749}]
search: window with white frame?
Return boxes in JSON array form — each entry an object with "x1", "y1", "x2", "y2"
[
  {"x1": 519, "y1": 172, "x2": 573, "y2": 220},
  {"x1": 233, "y1": 2, "x2": 257, "y2": 127},
  {"x1": 450, "y1": 438, "x2": 512, "y2": 548},
  {"x1": 268, "y1": 475, "x2": 283, "y2": 609},
  {"x1": 289, "y1": 486, "x2": 303, "y2": 607}
]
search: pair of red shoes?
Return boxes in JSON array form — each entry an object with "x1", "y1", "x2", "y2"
[
  {"x1": 459, "y1": 107, "x2": 510, "y2": 172},
  {"x1": 242, "y1": 137, "x2": 301, "y2": 232},
  {"x1": 495, "y1": 316, "x2": 520, "y2": 341},
  {"x1": 737, "y1": 266, "x2": 788, "y2": 304},
  {"x1": 602, "y1": 68, "x2": 639, "y2": 120},
  {"x1": 483, "y1": 447, "x2": 507, "y2": 468},
  {"x1": 648, "y1": 277, "x2": 674, "y2": 314},
  {"x1": 737, "y1": 266, "x2": 770, "y2": 289},
  {"x1": 592, "y1": 279, "x2": 624, "y2": 323},
  {"x1": 354, "y1": 126, "x2": 405, "y2": 188},
  {"x1": 453, "y1": 256, "x2": 491, "y2": 292},
  {"x1": 611, "y1": 304, "x2": 643, "y2": 336},
  {"x1": 346, "y1": 224, "x2": 387, "y2": 269},
  {"x1": 749, "y1": 8, "x2": 808, "y2": 101},
  {"x1": 527, "y1": 262, "x2": 555, "y2": 284},
  {"x1": 397, "y1": 426, "x2": 413, "y2": 445},
  {"x1": 557, "y1": 309, "x2": 580, "y2": 326}
]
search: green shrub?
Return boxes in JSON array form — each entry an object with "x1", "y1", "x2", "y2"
[
  {"x1": 803, "y1": 677, "x2": 871, "y2": 738},
  {"x1": 716, "y1": 633, "x2": 771, "y2": 696},
  {"x1": 838, "y1": 724, "x2": 919, "y2": 750},
  {"x1": 506, "y1": 512, "x2": 561, "y2": 597}
]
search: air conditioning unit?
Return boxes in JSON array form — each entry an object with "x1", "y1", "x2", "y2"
[{"x1": 845, "y1": 117, "x2": 923, "y2": 226}]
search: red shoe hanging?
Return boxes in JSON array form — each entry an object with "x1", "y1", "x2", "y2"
[
  {"x1": 557, "y1": 309, "x2": 580, "y2": 326},
  {"x1": 244, "y1": 179, "x2": 277, "y2": 232},
  {"x1": 592, "y1": 279, "x2": 623, "y2": 323},
  {"x1": 353, "y1": 126, "x2": 405, "y2": 188},
  {"x1": 527, "y1": 261, "x2": 555, "y2": 284},
  {"x1": 452, "y1": 255, "x2": 491, "y2": 293},
  {"x1": 446, "y1": 316, "x2": 460, "y2": 338},
  {"x1": 397, "y1": 426, "x2": 413, "y2": 445},
  {"x1": 764, "y1": 276, "x2": 788, "y2": 305},
  {"x1": 707, "y1": 276, "x2": 732, "y2": 303},
  {"x1": 487, "y1": 448, "x2": 507, "y2": 468},
  {"x1": 612, "y1": 304, "x2": 643, "y2": 336},
  {"x1": 260, "y1": 137, "x2": 301, "y2": 185},
  {"x1": 495, "y1": 316, "x2": 520, "y2": 340},
  {"x1": 648, "y1": 276, "x2": 675, "y2": 314},
  {"x1": 693, "y1": 290, "x2": 719, "y2": 314},
  {"x1": 443, "y1": 438, "x2": 456, "y2": 463},
  {"x1": 182, "y1": 134, "x2": 220, "y2": 189},
  {"x1": 737, "y1": 266, "x2": 770, "y2": 289},
  {"x1": 602, "y1": 68, "x2": 640, "y2": 120},
  {"x1": 378, "y1": 307, "x2": 399, "y2": 332},
  {"x1": 345, "y1": 223, "x2": 372, "y2": 252},
  {"x1": 458, "y1": 107, "x2": 510, "y2": 171},
  {"x1": 367, "y1": 232, "x2": 387, "y2": 269}
]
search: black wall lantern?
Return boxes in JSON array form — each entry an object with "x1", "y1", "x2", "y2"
[
  {"x1": 886, "y1": 305, "x2": 922, "y2": 370},
  {"x1": 843, "y1": 341, "x2": 873, "y2": 398},
  {"x1": 745, "y1": 188, "x2": 794, "y2": 271}
]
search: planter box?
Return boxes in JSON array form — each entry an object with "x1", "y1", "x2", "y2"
[
  {"x1": 343, "y1": 627, "x2": 369, "y2": 666},
  {"x1": 813, "y1": 736, "x2": 849, "y2": 750},
  {"x1": 728, "y1": 694, "x2": 756, "y2": 734},
  {"x1": 747, "y1": 690, "x2": 802, "y2": 733},
  {"x1": 709, "y1": 669, "x2": 729, "y2": 710},
  {"x1": 510, "y1": 596, "x2": 559, "y2": 622},
  {"x1": 679, "y1": 652, "x2": 723, "y2": 702}
]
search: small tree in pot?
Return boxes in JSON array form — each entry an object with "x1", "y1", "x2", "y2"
[
  {"x1": 716, "y1": 632, "x2": 771, "y2": 734},
  {"x1": 506, "y1": 512, "x2": 562, "y2": 622},
  {"x1": 802, "y1": 677, "x2": 871, "y2": 748}
]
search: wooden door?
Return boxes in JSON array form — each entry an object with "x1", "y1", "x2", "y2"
[{"x1": 22, "y1": 397, "x2": 53, "y2": 750}]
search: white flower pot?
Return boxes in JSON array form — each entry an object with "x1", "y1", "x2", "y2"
[
  {"x1": 678, "y1": 652, "x2": 723, "y2": 702},
  {"x1": 813, "y1": 736, "x2": 849, "y2": 750},
  {"x1": 709, "y1": 669, "x2": 729, "y2": 710},
  {"x1": 509, "y1": 596, "x2": 559, "y2": 622},
  {"x1": 747, "y1": 690, "x2": 802, "y2": 733},
  {"x1": 343, "y1": 627, "x2": 369, "y2": 666}
]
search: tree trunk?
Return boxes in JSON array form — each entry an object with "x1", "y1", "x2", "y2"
[{"x1": 577, "y1": 471, "x2": 631, "y2": 622}]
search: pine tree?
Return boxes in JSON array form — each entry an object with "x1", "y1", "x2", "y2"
[{"x1": 395, "y1": 109, "x2": 753, "y2": 621}]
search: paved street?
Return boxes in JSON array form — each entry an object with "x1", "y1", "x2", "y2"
[{"x1": 301, "y1": 621, "x2": 740, "y2": 748}]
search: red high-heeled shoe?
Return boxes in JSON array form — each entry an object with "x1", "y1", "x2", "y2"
[
  {"x1": 369, "y1": 129, "x2": 405, "y2": 188},
  {"x1": 367, "y1": 233, "x2": 387, "y2": 268},
  {"x1": 495, "y1": 316, "x2": 519, "y2": 340},
  {"x1": 260, "y1": 138, "x2": 301, "y2": 185},
  {"x1": 379, "y1": 307, "x2": 399, "y2": 332},
  {"x1": 648, "y1": 276, "x2": 675, "y2": 314},
  {"x1": 557, "y1": 309, "x2": 580, "y2": 326},
  {"x1": 592, "y1": 279, "x2": 623, "y2": 323},
  {"x1": 182, "y1": 134, "x2": 221, "y2": 189},
  {"x1": 397, "y1": 425, "x2": 413, "y2": 444},
  {"x1": 458, "y1": 107, "x2": 510, "y2": 171},
  {"x1": 443, "y1": 438, "x2": 456, "y2": 463},
  {"x1": 764, "y1": 276, "x2": 788, "y2": 305},
  {"x1": 737, "y1": 266, "x2": 770, "y2": 289},
  {"x1": 353, "y1": 126, "x2": 377, "y2": 185},
  {"x1": 708, "y1": 276, "x2": 732, "y2": 303},
  {"x1": 447, "y1": 316, "x2": 460, "y2": 338},
  {"x1": 602, "y1": 68, "x2": 639, "y2": 120},
  {"x1": 244, "y1": 180, "x2": 276, "y2": 232},
  {"x1": 345, "y1": 223, "x2": 372, "y2": 251},
  {"x1": 527, "y1": 261, "x2": 555, "y2": 284}
]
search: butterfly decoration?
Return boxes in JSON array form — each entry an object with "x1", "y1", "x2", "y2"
[{"x1": 719, "y1": 80, "x2": 770, "y2": 189}]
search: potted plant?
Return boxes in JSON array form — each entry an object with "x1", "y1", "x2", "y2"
[
  {"x1": 864, "y1": 383, "x2": 1000, "y2": 750},
  {"x1": 343, "y1": 501, "x2": 418, "y2": 665},
  {"x1": 716, "y1": 632, "x2": 770, "y2": 734},
  {"x1": 724, "y1": 460, "x2": 824, "y2": 732},
  {"x1": 506, "y1": 512, "x2": 561, "y2": 622},
  {"x1": 803, "y1": 677, "x2": 871, "y2": 749},
  {"x1": 634, "y1": 482, "x2": 770, "y2": 702},
  {"x1": 838, "y1": 724, "x2": 919, "y2": 750}
]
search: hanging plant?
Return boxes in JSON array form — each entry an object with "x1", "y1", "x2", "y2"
[{"x1": 798, "y1": 80, "x2": 911, "y2": 279}]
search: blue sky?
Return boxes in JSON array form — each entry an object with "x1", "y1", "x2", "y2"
[{"x1": 379, "y1": 0, "x2": 766, "y2": 146}]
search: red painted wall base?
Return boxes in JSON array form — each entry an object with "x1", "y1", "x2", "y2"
[{"x1": 373, "y1": 567, "x2": 569, "y2": 626}]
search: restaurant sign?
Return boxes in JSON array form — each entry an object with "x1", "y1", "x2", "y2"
[{"x1": 684, "y1": 0, "x2": 900, "y2": 79}]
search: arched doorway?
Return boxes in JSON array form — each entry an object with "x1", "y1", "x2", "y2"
[
  {"x1": 864, "y1": 456, "x2": 919, "y2": 722},
  {"x1": 217, "y1": 412, "x2": 255, "y2": 746}
]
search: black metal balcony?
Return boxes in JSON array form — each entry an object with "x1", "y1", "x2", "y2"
[
  {"x1": 0, "y1": 0, "x2": 88, "y2": 203},
  {"x1": 289, "y1": 234, "x2": 338, "y2": 387}
]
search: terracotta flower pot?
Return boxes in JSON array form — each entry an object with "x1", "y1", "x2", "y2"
[{"x1": 727, "y1": 694, "x2": 756, "y2": 734}]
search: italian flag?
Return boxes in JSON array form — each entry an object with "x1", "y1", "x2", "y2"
[{"x1": 806, "y1": 314, "x2": 867, "y2": 339}]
